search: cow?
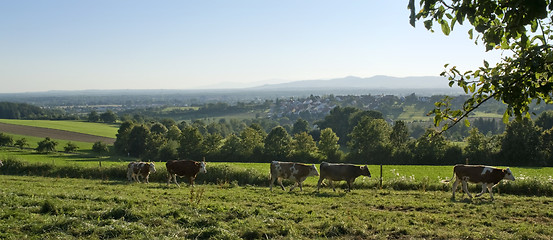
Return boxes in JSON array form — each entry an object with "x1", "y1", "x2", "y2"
[
  {"x1": 269, "y1": 161, "x2": 319, "y2": 191},
  {"x1": 317, "y1": 162, "x2": 371, "y2": 192},
  {"x1": 443, "y1": 164, "x2": 515, "y2": 201},
  {"x1": 127, "y1": 162, "x2": 156, "y2": 183},
  {"x1": 0, "y1": 159, "x2": 3, "y2": 167},
  {"x1": 166, "y1": 159, "x2": 207, "y2": 187}
]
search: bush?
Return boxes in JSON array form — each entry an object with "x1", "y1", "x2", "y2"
[
  {"x1": 92, "y1": 141, "x2": 109, "y2": 154},
  {"x1": 36, "y1": 137, "x2": 57, "y2": 153},
  {"x1": 0, "y1": 132, "x2": 13, "y2": 146},
  {"x1": 64, "y1": 142, "x2": 79, "y2": 153}
]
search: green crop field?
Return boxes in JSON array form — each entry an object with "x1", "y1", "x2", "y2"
[
  {"x1": 0, "y1": 119, "x2": 119, "y2": 138},
  {"x1": 1, "y1": 174, "x2": 553, "y2": 239}
]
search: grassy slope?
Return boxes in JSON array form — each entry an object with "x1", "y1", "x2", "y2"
[
  {"x1": 0, "y1": 119, "x2": 118, "y2": 138},
  {"x1": 0, "y1": 175, "x2": 552, "y2": 239}
]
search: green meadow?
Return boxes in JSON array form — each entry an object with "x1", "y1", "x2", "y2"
[
  {"x1": 2, "y1": 119, "x2": 553, "y2": 238},
  {"x1": 1, "y1": 174, "x2": 553, "y2": 239}
]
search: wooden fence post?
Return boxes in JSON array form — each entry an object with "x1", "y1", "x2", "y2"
[{"x1": 379, "y1": 164, "x2": 383, "y2": 189}]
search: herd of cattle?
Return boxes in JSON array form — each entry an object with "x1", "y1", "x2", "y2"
[{"x1": 125, "y1": 159, "x2": 516, "y2": 200}]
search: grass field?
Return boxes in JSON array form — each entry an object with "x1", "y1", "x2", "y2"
[
  {"x1": 0, "y1": 119, "x2": 118, "y2": 138},
  {"x1": 2, "y1": 133, "x2": 95, "y2": 150},
  {"x1": 1, "y1": 174, "x2": 552, "y2": 239},
  {"x1": 2, "y1": 120, "x2": 553, "y2": 238}
]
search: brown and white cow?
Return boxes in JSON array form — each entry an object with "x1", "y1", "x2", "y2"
[
  {"x1": 269, "y1": 161, "x2": 319, "y2": 191},
  {"x1": 127, "y1": 162, "x2": 156, "y2": 183},
  {"x1": 166, "y1": 159, "x2": 207, "y2": 187},
  {"x1": 317, "y1": 162, "x2": 371, "y2": 192},
  {"x1": 443, "y1": 164, "x2": 515, "y2": 201}
]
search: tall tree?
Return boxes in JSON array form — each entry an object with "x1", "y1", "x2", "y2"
[
  {"x1": 409, "y1": 0, "x2": 553, "y2": 132},
  {"x1": 348, "y1": 118, "x2": 392, "y2": 164},
  {"x1": 318, "y1": 128, "x2": 343, "y2": 162},
  {"x1": 127, "y1": 125, "x2": 151, "y2": 158},
  {"x1": 390, "y1": 120, "x2": 409, "y2": 148},
  {"x1": 500, "y1": 118, "x2": 542, "y2": 166},
  {"x1": 292, "y1": 119, "x2": 310, "y2": 135},
  {"x1": 264, "y1": 126, "x2": 292, "y2": 161},
  {"x1": 178, "y1": 126, "x2": 204, "y2": 160},
  {"x1": 239, "y1": 126, "x2": 265, "y2": 159},
  {"x1": 316, "y1": 106, "x2": 361, "y2": 145},
  {"x1": 535, "y1": 110, "x2": 553, "y2": 130},
  {"x1": 114, "y1": 121, "x2": 134, "y2": 155},
  {"x1": 290, "y1": 132, "x2": 319, "y2": 162}
]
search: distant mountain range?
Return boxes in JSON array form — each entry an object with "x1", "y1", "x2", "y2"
[{"x1": 250, "y1": 75, "x2": 451, "y2": 90}]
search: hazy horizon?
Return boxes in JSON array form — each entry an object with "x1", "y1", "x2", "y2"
[{"x1": 1, "y1": 1, "x2": 505, "y2": 93}]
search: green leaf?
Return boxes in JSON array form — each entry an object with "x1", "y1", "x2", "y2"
[
  {"x1": 440, "y1": 20, "x2": 451, "y2": 35},
  {"x1": 531, "y1": 20, "x2": 538, "y2": 32},
  {"x1": 468, "y1": 29, "x2": 473, "y2": 39},
  {"x1": 424, "y1": 20, "x2": 433, "y2": 30},
  {"x1": 464, "y1": 119, "x2": 471, "y2": 127},
  {"x1": 483, "y1": 60, "x2": 489, "y2": 68},
  {"x1": 502, "y1": 110, "x2": 510, "y2": 124}
]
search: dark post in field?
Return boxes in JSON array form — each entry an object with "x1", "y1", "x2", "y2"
[{"x1": 379, "y1": 164, "x2": 383, "y2": 189}]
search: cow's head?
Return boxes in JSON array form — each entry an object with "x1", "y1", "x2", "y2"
[
  {"x1": 308, "y1": 164, "x2": 319, "y2": 177},
  {"x1": 199, "y1": 160, "x2": 207, "y2": 174},
  {"x1": 503, "y1": 168, "x2": 515, "y2": 181},
  {"x1": 148, "y1": 162, "x2": 156, "y2": 173},
  {"x1": 361, "y1": 165, "x2": 371, "y2": 178}
]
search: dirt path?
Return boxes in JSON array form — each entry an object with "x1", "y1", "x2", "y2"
[{"x1": 0, "y1": 122, "x2": 116, "y2": 144}]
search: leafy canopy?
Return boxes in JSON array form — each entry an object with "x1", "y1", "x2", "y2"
[{"x1": 408, "y1": 0, "x2": 553, "y2": 132}]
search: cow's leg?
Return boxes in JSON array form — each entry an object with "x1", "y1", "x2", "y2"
[
  {"x1": 127, "y1": 169, "x2": 133, "y2": 182},
  {"x1": 189, "y1": 177, "x2": 195, "y2": 187},
  {"x1": 145, "y1": 175, "x2": 149, "y2": 184},
  {"x1": 476, "y1": 184, "x2": 487, "y2": 197},
  {"x1": 317, "y1": 177, "x2": 324, "y2": 191},
  {"x1": 346, "y1": 179, "x2": 354, "y2": 192},
  {"x1": 173, "y1": 175, "x2": 180, "y2": 187},
  {"x1": 269, "y1": 175, "x2": 275, "y2": 191},
  {"x1": 330, "y1": 181, "x2": 336, "y2": 192},
  {"x1": 461, "y1": 180, "x2": 473, "y2": 198},
  {"x1": 451, "y1": 179, "x2": 460, "y2": 199},
  {"x1": 289, "y1": 182, "x2": 298, "y2": 191},
  {"x1": 486, "y1": 184, "x2": 495, "y2": 201},
  {"x1": 167, "y1": 173, "x2": 172, "y2": 185},
  {"x1": 278, "y1": 179, "x2": 286, "y2": 191}
]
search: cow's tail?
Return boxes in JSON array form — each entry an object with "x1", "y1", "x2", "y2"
[{"x1": 441, "y1": 171, "x2": 455, "y2": 184}]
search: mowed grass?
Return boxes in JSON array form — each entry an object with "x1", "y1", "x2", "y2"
[
  {"x1": 1, "y1": 174, "x2": 553, "y2": 239},
  {"x1": 0, "y1": 119, "x2": 119, "y2": 138}
]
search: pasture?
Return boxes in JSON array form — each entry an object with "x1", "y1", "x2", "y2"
[
  {"x1": 1, "y1": 174, "x2": 553, "y2": 239},
  {"x1": 2, "y1": 148, "x2": 553, "y2": 239}
]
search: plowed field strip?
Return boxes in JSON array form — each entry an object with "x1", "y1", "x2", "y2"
[{"x1": 0, "y1": 122, "x2": 115, "y2": 144}]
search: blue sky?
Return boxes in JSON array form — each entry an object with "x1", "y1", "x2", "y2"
[{"x1": 0, "y1": 1, "x2": 505, "y2": 93}]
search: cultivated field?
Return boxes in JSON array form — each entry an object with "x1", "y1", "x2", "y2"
[
  {"x1": 1, "y1": 174, "x2": 552, "y2": 239},
  {"x1": 0, "y1": 120, "x2": 117, "y2": 144}
]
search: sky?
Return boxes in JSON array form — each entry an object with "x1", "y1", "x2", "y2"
[{"x1": 0, "y1": 1, "x2": 506, "y2": 93}]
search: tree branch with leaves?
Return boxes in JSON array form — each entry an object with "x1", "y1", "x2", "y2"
[{"x1": 408, "y1": 0, "x2": 553, "y2": 133}]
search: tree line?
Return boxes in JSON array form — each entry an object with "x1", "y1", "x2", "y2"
[{"x1": 109, "y1": 106, "x2": 553, "y2": 167}]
